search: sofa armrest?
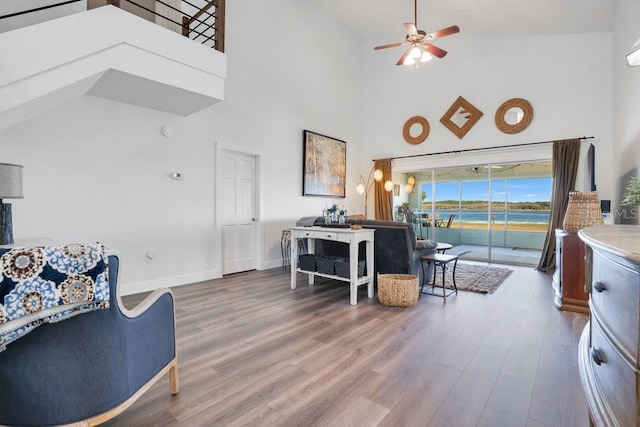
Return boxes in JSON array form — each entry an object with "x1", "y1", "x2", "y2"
[
  {"x1": 117, "y1": 288, "x2": 175, "y2": 319},
  {"x1": 416, "y1": 239, "x2": 438, "y2": 250}
]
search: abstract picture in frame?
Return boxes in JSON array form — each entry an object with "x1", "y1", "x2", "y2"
[{"x1": 302, "y1": 130, "x2": 346, "y2": 198}]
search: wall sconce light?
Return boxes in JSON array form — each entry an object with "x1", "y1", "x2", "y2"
[
  {"x1": 407, "y1": 175, "x2": 416, "y2": 186},
  {"x1": 356, "y1": 167, "x2": 384, "y2": 219},
  {"x1": 625, "y1": 37, "x2": 640, "y2": 66},
  {"x1": 405, "y1": 184, "x2": 413, "y2": 193},
  {"x1": 0, "y1": 163, "x2": 24, "y2": 245}
]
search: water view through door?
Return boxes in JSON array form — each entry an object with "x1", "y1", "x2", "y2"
[{"x1": 413, "y1": 161, "x2": 551, "y2": 265}]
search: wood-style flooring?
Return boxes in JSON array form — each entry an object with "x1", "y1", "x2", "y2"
[{"x1": 106, "y1": 263, "x2": 589, "y2": 427}]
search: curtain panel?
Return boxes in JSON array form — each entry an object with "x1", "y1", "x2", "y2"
[
  {"x1": 374, "y1": 159, "x2": 393, "y2": 221},
  {"x1": 537, "y1": 139, "x2": 581, "y2": 272}
]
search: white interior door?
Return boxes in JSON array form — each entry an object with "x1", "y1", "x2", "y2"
[{"x1": 221, "y1": 151, "x2": 257, "y2": 275}]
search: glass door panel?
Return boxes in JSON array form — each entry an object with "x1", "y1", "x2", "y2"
[
  {"x1": 414, "y1": 174, "x2": 433, "y2": 240},
  {"x1": 490, "y1": 178, "x2": 507, "y2": 251},
  {"x1": 458, "y1": 172, "x2": 489, "y2": 261},
  {"x1": 489, "y1": 162, "x2": 551, "y2": 264},
  {"x1": 407, "y1": 160, "x2": 551, "y2": 266}
]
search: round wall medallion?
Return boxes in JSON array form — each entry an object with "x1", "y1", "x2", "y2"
[
  {"x1": 495, "y1": 98, "x2": 533, "y2": 134},
  {"x1": 403, "y1": 116, "x2": 430, "y2": 145}
]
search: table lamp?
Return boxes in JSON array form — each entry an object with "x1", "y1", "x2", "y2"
[{"x1": 0, "y1": 163, "x2": 23, "y2": 245}]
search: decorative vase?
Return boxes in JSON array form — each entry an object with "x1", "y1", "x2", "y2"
[
  {"x1": 563, "y1": 191, "x2": 603, "y2": 234},
  {"x1": 324, "y1": 211, "x2": 331, "y2": 224},
  {"x1": 339, "y1": 212, "x2": 346, "y2": 224}
]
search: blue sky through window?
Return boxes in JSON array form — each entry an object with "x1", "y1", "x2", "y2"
[{"x1": 421, "y1": 177, "x2": 551, "y2": 203}]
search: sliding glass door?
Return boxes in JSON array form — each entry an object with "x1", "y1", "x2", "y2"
[{"x1": 412, "y1": 161, "x2": 551, "y2": 266}]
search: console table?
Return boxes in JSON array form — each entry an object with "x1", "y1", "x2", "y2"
[
  {"x1": 289, "y1": 226, "x2": 375, "y2": 305},
  {"x1": 578, "y1": 225, "x2": 640, "y2": 426}
]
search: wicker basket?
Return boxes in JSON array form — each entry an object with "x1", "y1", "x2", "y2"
[
  {"x1": 335, "y1": 258, "x2": 366, "y2": 279},
  {"x1": 377, "y1": 274, "x2": 419, "y2": 307},
  {"x1": 315, "y1": 255, "x2": 337, "y2": 275},
  {"x1": 298, "y1": 254, "x2": 316, "y2": 272},
  {"x1": 563, "y1": 191, "x2": 603, "y2": 234}
]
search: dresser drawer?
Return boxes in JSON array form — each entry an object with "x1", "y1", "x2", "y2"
[
  {"x1": 591, "y1": 250, "x2": 640, "y2": 363},
  {"x1": 297, "y1": 230, "x2": 338, "y2": 241},
  {"x1": 590, "y1": 319, "x2": 639, "y2": 427}
]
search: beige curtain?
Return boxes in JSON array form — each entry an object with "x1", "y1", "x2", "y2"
[
  {"x1": 374, "y1": 159, "x2": 393, "y2": 221},
  {"x1": 537, "y1": 139, "x2": 581, "y2": 272}
]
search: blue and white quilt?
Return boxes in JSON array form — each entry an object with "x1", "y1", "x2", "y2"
[{"x1": 0, "y1": 242, "x2": 110, "y2": 352}]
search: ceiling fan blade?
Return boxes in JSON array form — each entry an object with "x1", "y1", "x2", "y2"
[
  {"x1": 404, "y1": 22, "x2": 418, "y2": 36},
  {"x1": 423, "y1": 43, "x2": 448, "y2": 58},
  {"x1": 396, "y1": 48, "x2": 412, "y2": 66},
  {"x1": 373, "y1": 42, "x2": 406, "y2": 50},
  {"x1": 425, "y1": 25, "x2": 460, "y2": 40}
]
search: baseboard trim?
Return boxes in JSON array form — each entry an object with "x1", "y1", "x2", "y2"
[
  {"x1": 262, "y1": 259, "x2": 286, "y2": 270},
  {"x1": 121, "y1": 270, "x2": 221, "y2": 295}
]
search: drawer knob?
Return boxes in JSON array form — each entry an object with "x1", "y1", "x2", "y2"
[
  {"x1": 593, "y1": 281, "x2": 606, "y2": 293},
  {"x1": 591, "y1": 347, "x2": 604, "y2": 366}
]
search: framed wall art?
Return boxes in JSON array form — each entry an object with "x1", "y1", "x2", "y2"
[{"x1": 302, "y1": 130, "x2": 346, "y2": 198}]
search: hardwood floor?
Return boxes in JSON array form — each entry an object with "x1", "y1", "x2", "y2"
[{"x1": 106, "y1": 263, "x2": 589, "y2": 427}]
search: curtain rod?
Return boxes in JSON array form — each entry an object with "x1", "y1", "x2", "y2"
[{"x1": 374, "y1": 136, "x2": 594, "y2": 162}]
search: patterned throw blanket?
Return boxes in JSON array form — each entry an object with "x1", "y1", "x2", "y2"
[{"x1": 0, "y1": 243, "x2": 110, "y2": 352}]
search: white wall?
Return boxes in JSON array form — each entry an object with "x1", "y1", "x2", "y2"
[
  {"x1": 0, "y1": 1, "x2": 623, "y2": 294},
  {"x1": 360, "y1": 32, "x2": 614, "y2": 203},
  {"x1": 612, "y1": 0, "x2": 640, "y2": 223},
  {"x1": 0, "y1": 0, "x2": 363, "y2": 294},
  {"x1": 0, "y1": 0, "x2": 86, "y2": 33}
]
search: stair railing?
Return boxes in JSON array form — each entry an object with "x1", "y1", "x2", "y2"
[{"x1": 108, "y1": 0, "x2": 225, "y2": 52}]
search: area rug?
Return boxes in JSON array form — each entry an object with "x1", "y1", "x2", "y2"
[{"x1": 426, "y1": 263, "x2": 513, "y2": 294}]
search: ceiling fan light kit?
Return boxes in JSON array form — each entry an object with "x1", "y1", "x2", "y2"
[
  {"x1": 374, "y1": 0, "x2": 459, "y2": 67},
  {"x1": 625, "y1": 37, "x2": 640, "y2": 66}
]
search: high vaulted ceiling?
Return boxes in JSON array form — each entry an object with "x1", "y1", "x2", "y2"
[{"x1": 311, "y1": 0, "x2": 619, "y2": 40}]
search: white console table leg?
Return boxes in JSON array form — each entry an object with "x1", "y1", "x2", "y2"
[
  {"x1": 290, "y1": 235, "x2": 298, "y2": 289},
  {"x1": 307, "y1": 237, "x2": 315, "y2": 285},
  {"x1": 349, "y1": 238, "x2": 358, "y2": 305},
  {"x1": 366, "y1": 240, "x2": 374, "y2": 299}
]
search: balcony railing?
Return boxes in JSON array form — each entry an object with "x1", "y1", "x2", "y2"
[
  {"x1": 0, "y1": 0, "x2": 224, "y2": 52},
  {"x1": 108, "y1": 0, "x2": 224, "y2": 52}
]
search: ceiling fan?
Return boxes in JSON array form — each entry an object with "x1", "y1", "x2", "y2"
[{"x1": 373, "y1": 0, "x2": 459, "y2": 66}]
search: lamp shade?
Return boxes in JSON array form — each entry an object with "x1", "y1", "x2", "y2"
[{"x1": 0, "y1": 163, "x2": 23, "y2": 199}]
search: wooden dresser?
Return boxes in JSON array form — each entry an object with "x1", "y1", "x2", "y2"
[
  {"x1": 578, "y1": 225, "x2": 640, "y2": 427},
  {"x1": 553, "y1": 228, "x2": 589, "y2": 313}
]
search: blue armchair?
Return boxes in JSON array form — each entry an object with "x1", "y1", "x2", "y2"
[{"x1": 0, "y1": 254, "x2": 179, "y2": 426}]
